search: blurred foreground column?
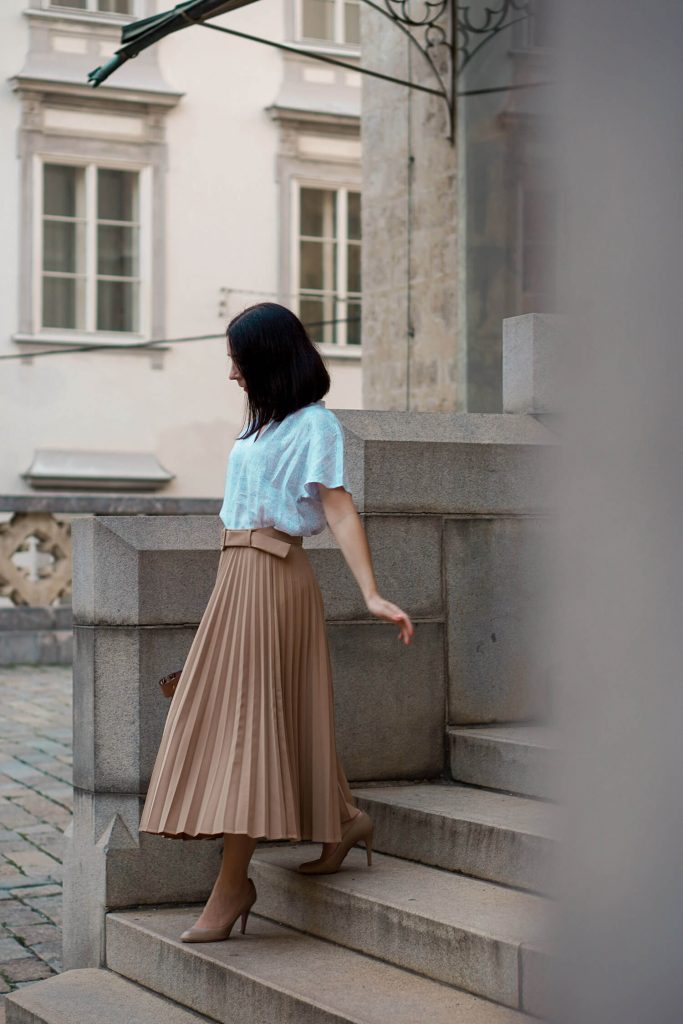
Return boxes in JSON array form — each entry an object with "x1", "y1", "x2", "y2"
[{"x1": 552, "y1": 2, "x2": 683, "y2": 1022}]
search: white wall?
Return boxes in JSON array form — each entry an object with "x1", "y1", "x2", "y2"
[
  {"x1": 0, "y1": 0, "x2": 362, "y2": 499},
  {"x1": 0, "y1": 0, "x2": 27, "y2": 392}
]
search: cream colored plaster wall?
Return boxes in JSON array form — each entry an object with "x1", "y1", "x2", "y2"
[{"x1": 0, "y1": 0, "x2": 362, "y2": 500}]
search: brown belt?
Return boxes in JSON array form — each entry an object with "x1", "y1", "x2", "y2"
[{"x1": 221, "y1": 526, "x2": 303, "y2": 559}]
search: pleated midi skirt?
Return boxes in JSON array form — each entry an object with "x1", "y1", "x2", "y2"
[{"x1": 138, "y1": 525, "x2": 358, "y2": 844}]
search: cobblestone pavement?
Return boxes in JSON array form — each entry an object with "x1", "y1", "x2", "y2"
[{"x1": 0, "y1": 665, "x2": 73, "y2": 1018}]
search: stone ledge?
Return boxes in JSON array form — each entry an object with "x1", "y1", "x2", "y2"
[
  {"x1": 72, "y1": 516, "x2": 222, "y2": 626},
  {"x1": 0, "y1": 494, "x2": 221, "y2": 515},
  {"x1": 0, "y1": 606, "x2": 72, "y2": 630},
  {"x1": 335, "y1": 410, "x2": 557, "y2": 514}
]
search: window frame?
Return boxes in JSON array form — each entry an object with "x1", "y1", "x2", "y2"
[
  {"x1": 291, "y1": 178, "x2": 361, "y2": 349},
  {"x1": 294, "y1": 0, "x2": 361, "y2": 50},
  {"x1": 33, "y1": 154, "x2": 152, "y2": 342}
]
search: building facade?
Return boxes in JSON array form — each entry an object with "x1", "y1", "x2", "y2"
[{"x1": 0, "y1": 0, "x2": 363, "y2": 498}]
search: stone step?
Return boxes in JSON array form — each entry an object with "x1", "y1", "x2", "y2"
[
  {"x1": 3, "y1": 967, "x2": 213, "y2": 1024},
  {"x1": 352, "y1": 780, "x2": 558, "y2": 893},
  {"x1": 448, "y1": 723, "x2": 559, "y2": 799},
  {"x1": 249, "y1": 843, "x2": 549, "y2": 1011},
  {"x1": 106, "y1": 903, "x2": 533, "y2": 1024}
]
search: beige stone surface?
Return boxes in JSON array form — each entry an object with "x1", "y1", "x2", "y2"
[
  {"x1": 107, "y1": 907, "x2": 533, "y2": 1024},
  {"x1": 360, "y1": 5, "x2": 463, "y2": 412},
  {"x1": 449, "y1": 723, "x2": 560, "y2": 799},
  {"x1": 3, "y1": 967, "x2": 212, "y2": 1024},
  {"x1": 353, "y1": 780, "x2": 558, "y2": 891},
  {"x1": 249, "y1": 843, "x2": 549, "y2": 1008}
]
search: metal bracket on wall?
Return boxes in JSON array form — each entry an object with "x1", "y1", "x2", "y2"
[
  {"x1": 362, "y1": 0, "x2": 534, "y2": 142},
  {"x1": 87, "y1": 0, "x2": 537, "y2": 144}
]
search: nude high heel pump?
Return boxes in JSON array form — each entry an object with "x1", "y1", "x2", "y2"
[
  {"x1": 180, "y1": 878, "x2": 257, "y2": 942},
  {"x1": 297, "y1": 809, "x2": 374, "y2": 875}
]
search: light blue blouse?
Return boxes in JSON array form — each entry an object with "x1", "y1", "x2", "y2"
[{"x1": 219, "y1": 399, "x2": 352, "y2": 538}]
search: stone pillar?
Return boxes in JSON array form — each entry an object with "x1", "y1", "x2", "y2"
[
  {"x1": 502, "y1": 313, "x2": 567, "y2": 415},
  {"x1": 360, "y1": 7, "x2": 463, "y2": 412}
]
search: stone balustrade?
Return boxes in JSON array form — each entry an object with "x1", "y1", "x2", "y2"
[
  {"x1": 61, "y1": 313, "x2": 563, "y2": 967},
  {"x1": 0, "y1": 495, "x2": 221, "y2": 665},
  {"x1": 63, "y1": 428, "x2": 558, "y2": 959}
]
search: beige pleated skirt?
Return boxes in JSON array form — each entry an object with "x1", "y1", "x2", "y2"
[{"x1": 138, "y1": 525, "x2": 358, "y2": 843}]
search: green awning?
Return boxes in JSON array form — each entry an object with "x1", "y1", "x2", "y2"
[{"x1": 88, "y1": 0, "x2": 258, "y2": 87}]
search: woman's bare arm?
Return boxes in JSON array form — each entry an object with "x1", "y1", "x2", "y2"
[{"x1": 318, "y1": 485, "x2": 414, "y2": 645}]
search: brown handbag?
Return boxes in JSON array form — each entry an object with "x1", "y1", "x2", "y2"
[{"x1": 158, "y1": 668, "x2": 183, "y2": 700}]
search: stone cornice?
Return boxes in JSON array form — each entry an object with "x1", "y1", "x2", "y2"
[
  {"x1": 266, "y1": 104, "x2": 360, "y2": 135},
  {"x1": 10, "y1": 74, "x2": 183, "y2": 110}
]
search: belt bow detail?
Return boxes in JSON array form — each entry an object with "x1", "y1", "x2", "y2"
[{"x1": 222, "y1": 528, "x2": 293, "y2": 559}]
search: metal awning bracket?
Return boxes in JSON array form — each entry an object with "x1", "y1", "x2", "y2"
[{"x1": 87, "y1": 0, "x2": 539, "y2": 144}]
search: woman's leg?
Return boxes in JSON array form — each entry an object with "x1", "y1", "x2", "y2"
[{"x1": 191, "y1": 833, "x2": 258, "y2": 930}]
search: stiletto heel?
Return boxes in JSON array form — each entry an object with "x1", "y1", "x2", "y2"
[
  {"x1": 297, "y1": 809, "x2": 374, "y2": 875},
  {"x1": 180, "y1": 878, "x2": 257, "y2": 942}
]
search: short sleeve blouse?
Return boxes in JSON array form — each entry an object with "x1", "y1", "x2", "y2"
[{"x1": 219, "y1": 399, "x2": 352, "y2": 537}]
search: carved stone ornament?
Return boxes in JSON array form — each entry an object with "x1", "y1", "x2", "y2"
[{"x1": 0, "y1": 512, "x2": 72, "y2": 607}]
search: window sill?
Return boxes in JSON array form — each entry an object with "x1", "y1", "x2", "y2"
[
  {"x1": 289, "y1": 40, "x2": 361, "y2": 60},
  {"x1": 25, "y1": 7, "x2": 133, "y2": 28},
  {"x1": 13, "y1": 332, "x2": 170, "y2": 353},
  {"x1": 317, "y1": 343, "x2": 362, "y2": 360},
  {"x1": 22, "y1": 448, "x2": 175, "y2": 491}
]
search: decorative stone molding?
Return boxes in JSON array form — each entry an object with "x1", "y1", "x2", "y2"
[{"x1": 0, "y1": 512, "x2": 71, "y2": 607}]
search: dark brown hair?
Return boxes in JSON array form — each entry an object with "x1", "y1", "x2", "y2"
[{"x1": 227, "y1": 302, "x2": 330, "y2": 441}]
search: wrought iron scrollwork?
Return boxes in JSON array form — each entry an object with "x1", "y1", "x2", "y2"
[
  {"x1": 383, "y1": 0, "x2": 451, "y2": 55},
  {"x1": 365, "y1": 0, "x2": 533, "y2": 141},
  {"x1": 383, "y1": 0, "x2": 449, "y2": 29},
  {"x1": 456, "y1": 0, "x2": 532, "y2": 76}
]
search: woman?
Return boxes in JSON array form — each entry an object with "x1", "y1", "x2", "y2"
[{"x1": 139, "y1": 302, "x2": 414, "y2": 943}]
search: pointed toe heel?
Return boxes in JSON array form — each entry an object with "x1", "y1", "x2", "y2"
[{"x1": 180, "y1": 878, "x2": 257, "y2": 943}]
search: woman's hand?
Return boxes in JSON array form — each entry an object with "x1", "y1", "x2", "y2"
[
  {"x1": 365, "y1": 593, "x2": 414, "y2": 644},
  {"x1": 319, "y1": 487, "x2": 415, "y2": 645}
]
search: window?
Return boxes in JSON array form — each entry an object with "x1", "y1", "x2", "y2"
[
  {"x1": 298, "y1": 0, "x2": 360, "y2": 46},
  {"x1": 519, "y1": 186, "x2": 558, "y2": 312},
  {"x1": 46, "y1": 0, "x2": 134, "y2": 13},
  {"x1": 295, "y1": 184, "x2": 361, "y2": 346},
  {"x1": 40, "y1": 162, "x2": 142, "y2": 334}
]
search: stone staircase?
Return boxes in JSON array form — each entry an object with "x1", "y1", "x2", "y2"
[{"x1": 5, "y1": 723, "x2": 556, "y2": 1023}]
